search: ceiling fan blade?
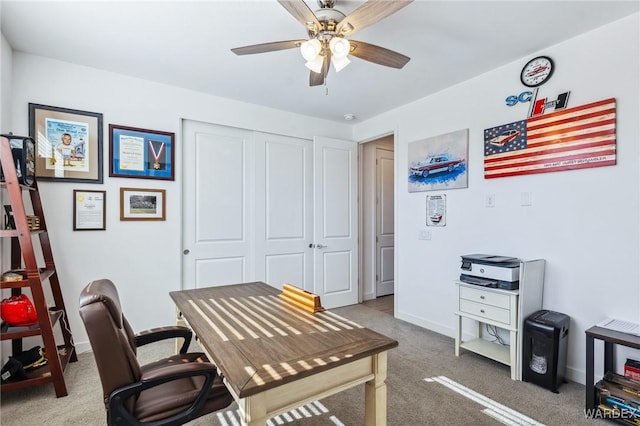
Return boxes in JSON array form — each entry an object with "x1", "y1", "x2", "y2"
[
  {"x1": 337, "y1": 0, "x2": 413, "y2": 36},
  {"x1": 277, "y1": 0, "x2": 321, "y2": 33},
  {"x1": 231, "y1": 39, "x2": 306, "y2": 55},
  {"x1": 310, "y1": 52, "x2": 331, "y2": 87},
  {"x1": 349, "y1": 39, "x2": 410, "y2": 69}
]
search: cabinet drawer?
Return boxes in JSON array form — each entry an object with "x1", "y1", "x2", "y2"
[
  {"x1": 459, "y1": 299, "x2": 510, "y2": 325},
  {"x1": 460, "y1": 286, "x2": 510, "y2": 309}
]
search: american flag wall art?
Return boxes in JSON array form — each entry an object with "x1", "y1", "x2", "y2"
[{"x1": 484, "y1": 98, "x2": 616, "y2": 179}]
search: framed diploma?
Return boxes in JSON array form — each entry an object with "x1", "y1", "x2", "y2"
[
  {"x1": 73, "y1": 190, "x2": 106, "y2": 231},
  {"x1": 109, "y1": 124, "x2": 175, "y2": 180}
]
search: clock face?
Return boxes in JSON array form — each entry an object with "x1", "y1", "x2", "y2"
[{"x1": 520, "y1": 56, "x2": 554, "y2": 87}]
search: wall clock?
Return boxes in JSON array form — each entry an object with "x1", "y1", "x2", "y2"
[{"x1": 520, "y1": 56, "x2": 554, "y2": 87}]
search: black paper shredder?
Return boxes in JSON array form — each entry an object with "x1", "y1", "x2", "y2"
[{"x1": 522, "y1": 310, "x2": 570, "y2": 393}]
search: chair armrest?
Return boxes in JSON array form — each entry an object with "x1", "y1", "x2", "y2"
[
  {"x1": 108, "y1": 362, "x2": 217, "y2": 426},
  {"x1": 135, "y1": 326, "x2": 192, "y2": 354}
]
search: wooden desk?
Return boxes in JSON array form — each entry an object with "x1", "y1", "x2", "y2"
[{"x1": 170, "y1": 282, "x2": 398, "y2": 426}]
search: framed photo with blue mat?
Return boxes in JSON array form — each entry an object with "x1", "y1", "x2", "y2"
[{"x1": 109, "y1": 124, "x2": 174, "y2": 180}]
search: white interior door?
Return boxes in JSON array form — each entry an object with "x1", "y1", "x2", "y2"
[
  {"x1": 313, "y1": 136, "x2": 359, "y2": 308},
  {"x1": 182, "y1": 120, "x2": 254, "y2": 289},
  {"x1": 253, "y1": 132, "x2": 313, "y2": 291},
  {"x1": 183, "y1": 122, "x2": 357, "y2": 308},
  {"x1": 376, "y1": 148, "x2": 395, "y2": 297}
]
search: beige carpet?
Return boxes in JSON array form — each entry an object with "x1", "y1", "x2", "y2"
[{"x1": 0, "y1": 302, "x2": 606, "y2": 425}]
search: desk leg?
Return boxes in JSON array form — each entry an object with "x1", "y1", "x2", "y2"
[
  {"x1": 455, "y1": 315, "x2": 461, "y2": 356},
  {"x1": 238, "y1": 394, "x2": 267, "y2": 426},
  {"x1": 175, "y1": 308, "x2": 187, "y2": 354},
  {"x1": 365, "y1": 352, "x2": 388, "y2": 426},
  {"x1": 585, "y1": 334, "x2": 595, "y2": 410},
  {"x1": 509, "y1": 330, "x2": 517, "y2": 380}
]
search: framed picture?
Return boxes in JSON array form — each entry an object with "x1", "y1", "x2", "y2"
[
  {"x1": 426, "y1": 194, "x2": 446, "y2": 227},
  {"x1": 408, "y1": 128, "x2": 469, "y2": 192},
  {"x1": 120, "y1": 187, "x2": 166, "y2": 221},
  {"x1": 29, "y1": 103, "x2": 103, "y2": 183},
  {"x1": 109, "y1": 124, "x2": 175, "y2": 180},
  {"x1": 73, "y1": 190, "x2": 106, "y2": 231}
]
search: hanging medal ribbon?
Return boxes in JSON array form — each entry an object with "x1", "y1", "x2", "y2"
[{"x1": 148, "y1": 140, "x2": 165, "y2": 170}]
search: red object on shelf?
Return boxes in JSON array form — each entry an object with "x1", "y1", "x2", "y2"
[
  {"x1": 625, "y1": 358, "x2": 640, "y2": 382},
  {"x1": 0, "y1": 295, "x2": 38, "y2": 326}
]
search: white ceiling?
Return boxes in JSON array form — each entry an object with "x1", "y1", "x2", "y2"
[{"x1": 1, "y1": 1, "x2": 638, "y2": 123}]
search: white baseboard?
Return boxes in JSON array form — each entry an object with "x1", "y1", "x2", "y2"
[{"x1": 74, "y1": 341, "x2": 92, "y2": 355}]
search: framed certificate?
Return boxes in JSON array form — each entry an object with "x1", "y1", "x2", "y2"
[
  {"x1": 73, "y1": 190, "x2": 106, "y2": 230},
  {"x1": 109, "y1": 124, "x2": 175, "y2": 180}
]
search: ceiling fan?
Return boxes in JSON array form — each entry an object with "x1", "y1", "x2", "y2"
[{"x1": 231, "y1": 0, "x2": 414, "y2": 87}]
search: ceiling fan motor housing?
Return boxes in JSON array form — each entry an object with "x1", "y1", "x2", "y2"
[
  {"x1": 317, "y1": 0, "x2": 336, "y2": 9},
  {"x1": 308, "y1": 7, "x2": 346, "y2": 39}
]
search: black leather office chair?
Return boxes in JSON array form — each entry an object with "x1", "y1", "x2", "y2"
[{"x1": 79, "y1": 279, "x2": 233, "y2": 425}]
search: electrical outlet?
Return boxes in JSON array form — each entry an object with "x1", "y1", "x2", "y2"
[
  {"x1": 419, "y1": 230, "x2": 431, "y2": 240},
  {"x1": 485, "y1": 194, "x2": 495, "y2": 208}
]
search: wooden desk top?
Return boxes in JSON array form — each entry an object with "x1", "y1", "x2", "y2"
[{"x1": 170, "y1": 282, "x2": 398, "y2": 398}]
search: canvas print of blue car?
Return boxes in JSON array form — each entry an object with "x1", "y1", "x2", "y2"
[{"x1": 409, "y1": 155, "x2": 464, "y2": 178}]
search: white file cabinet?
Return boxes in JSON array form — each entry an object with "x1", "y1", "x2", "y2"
[
  {"x1": 454, "y1": 258, "x2": 545, "y2": 380},
  {"x1": 455, "y1": 282, "x2": 519, "y2": 379}
]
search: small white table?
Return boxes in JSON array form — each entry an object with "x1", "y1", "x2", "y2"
[{"x1": 454, "y1": 281, "x2": 519, "y2": 380}]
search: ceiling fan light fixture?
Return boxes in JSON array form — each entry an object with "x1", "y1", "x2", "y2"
[
  {"x1": 332, "y1": 55, "x2": 350, "y2": 72},
  {"x1": 329, "y1": 37, "x2": 350, "y2": 58},
  {"x1": 305, "y1": 55, "x2": 324, "y2": 73},
  {"x1": 300, "y1": 39, "x2": 322, "y2": 61}
]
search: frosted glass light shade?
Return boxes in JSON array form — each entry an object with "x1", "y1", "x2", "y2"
[
  {"x1": 305, "y1": 55, "x2": 324, "y2": 73},
  {"x1": 300, "y1": 39, "x2": 322, "y2": 61},
  {"x1": 329, "y1": 37, "x2": 350, "y2": 58},
  {"x1": 332, "y1": 55, "x2": 351, "y2": 72}
]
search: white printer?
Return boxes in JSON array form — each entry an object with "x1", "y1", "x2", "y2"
[{"x1": 460, "y1": 254, "x2": 520, "y2": 290}]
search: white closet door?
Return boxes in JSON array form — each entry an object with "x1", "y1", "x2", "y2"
[
  {"x1": 183, "y1": 121, "x2": 358, "y2": 309},
  {"x1": 182, "y1": 120, "x2": 254, "y2": 289},
  {"x1": 253, "y1": 132, "x2": 313, "y2": 291}
]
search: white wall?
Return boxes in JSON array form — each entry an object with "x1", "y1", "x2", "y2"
[
  {"x1": 6, "y1": 53, "x2": 352, "y2": 353},
  {"x1": 1, "y1": 32, "x2": 11, "y2": 131},
  {"x1": 353, "y1": 13, "x2": 640, "y2": 384},
  {"x1": 1, "y1": 28, "x2": 13, "y2": 285}
]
